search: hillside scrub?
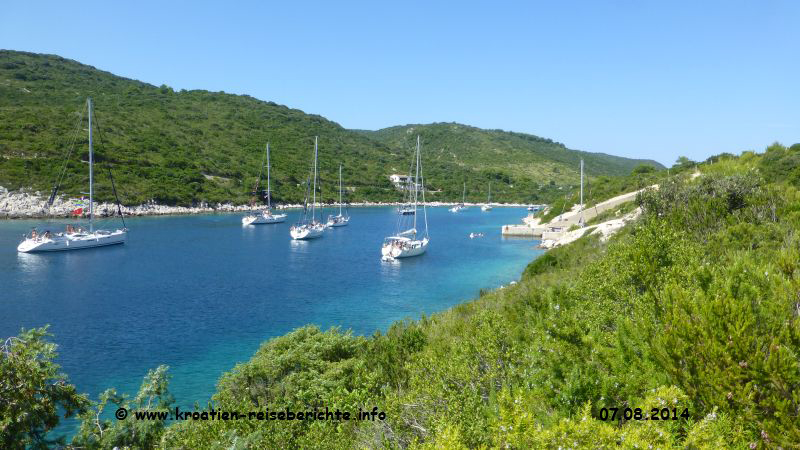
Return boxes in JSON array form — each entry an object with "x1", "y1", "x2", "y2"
[
  {"x1": 0, "y1": 50, "x2": 659, "y2": 207},
  {"x1": 3, "y1": 146, "x2": 800, "y2": 448},
  {"x1": 160, "y1": 155, "x2": 800, "y2": 447}
]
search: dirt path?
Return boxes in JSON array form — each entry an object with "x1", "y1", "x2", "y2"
[{"x1": 545, "y1": 184, "x2": 657, "y2": 228}]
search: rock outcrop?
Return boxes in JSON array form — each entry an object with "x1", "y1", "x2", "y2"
[{"x1": 0, "y1": 187, "x2": 271, "y2": 218}]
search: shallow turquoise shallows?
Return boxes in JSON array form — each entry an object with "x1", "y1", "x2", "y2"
[{"x1": 1, "y1": 206, "x2": 541, "y2": 437}]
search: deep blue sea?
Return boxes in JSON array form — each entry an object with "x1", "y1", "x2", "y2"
[{"x1": 1, "y1": 206, "x2": 541, "y2": 437}]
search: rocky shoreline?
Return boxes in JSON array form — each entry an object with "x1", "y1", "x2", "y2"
[{"x1": 0, "y1": 187, "x2": 532, "y2": 219}]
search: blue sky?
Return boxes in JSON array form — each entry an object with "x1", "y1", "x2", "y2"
[{"x1": 1, "y1": 1, "x2": 798, "y2": 166}]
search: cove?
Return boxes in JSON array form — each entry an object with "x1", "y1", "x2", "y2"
[{"x1": 0, "y1": 206, "x2": 542, "y2": 437}]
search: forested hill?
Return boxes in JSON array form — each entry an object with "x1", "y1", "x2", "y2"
[
  {"x1": 359, "y1": 123, "x2": 663, "y2": 183},
  {"x1": 0, "y1": 50, "x2": 661, "y2": 206}
]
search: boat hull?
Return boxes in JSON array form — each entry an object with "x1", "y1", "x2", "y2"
[
  {"x1": 242, "y1": 213, "x2": 287, "y2": 225},
  {"x1": 481, "y1": 205, "x2": 492, "y2": 211},
  {"x1": 326, "y1": 215, "x2": 349, "y2": 227},
  {"x1": 290, "y1": 224, "x2": 324, "y2": 240},
  {"x1": 17, "y1": 230, "x2": 127, "y2": 253},
  {"x1": 382, "y1": 237, "x2": 428, "y2": 259}
]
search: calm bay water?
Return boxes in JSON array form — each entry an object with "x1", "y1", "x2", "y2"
[{"x1": 1, "y1": 206, "x2": 540, "y2": 436}]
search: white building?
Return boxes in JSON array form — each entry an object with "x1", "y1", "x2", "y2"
[
  {"x1": 389, "y1": 174, "x2": 412, "y2": 185},
  {"x1": 389, "y1": 174, "x2": 421, "y2": 191}
]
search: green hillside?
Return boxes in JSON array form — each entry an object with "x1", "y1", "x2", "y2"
[
  {"x1": 0, "y1": 50, "x2": 661, "y2": 206},
  {"x1": 360, "y1": 123, "x2": 662, "y2": 183},
  {"x1": 6, "y1": 144, "x2": 800, "y2": 448}
]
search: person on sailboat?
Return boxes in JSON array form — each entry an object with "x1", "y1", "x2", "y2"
[{"x1": 16, "y1": 98, "x2": 128, "y2": 253}]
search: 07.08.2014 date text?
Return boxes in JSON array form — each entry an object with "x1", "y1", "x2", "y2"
[{"x1": 598, "y1": 407, "x2": 690, "y2": 422}]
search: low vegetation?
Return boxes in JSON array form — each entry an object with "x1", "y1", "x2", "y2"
[
  {"x1": 584, "y1": 199, "x2": 638, "y2": 226},
  {"x1": 3, "y1": 142, "x2": 799, "y2": 448},
  {"x1": 537, "y1": 163, "x2": 671, "y2": 223}
]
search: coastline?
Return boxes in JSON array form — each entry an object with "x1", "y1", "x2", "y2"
[
  {"x1": 0, "y1": 186, "x2": 533, "y2": 219},
  {"x1": 3, "y1": 196, "x2": 541, "y2": 442}
]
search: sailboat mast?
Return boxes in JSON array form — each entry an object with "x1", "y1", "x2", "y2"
[
  {"x1": 88, "y1": 97, "x2": 94, "y2": 232},
  {"x1": 266, "y1": 143, "x2": 271, "y2": 209},
  {"x1": 420, "y1": 137, "x2": 428, "y2": 238},
  {"x1": 338, "y1": 163, "x2": 343, "y2": 215},
  {"x1": 462, "y1": 182, "x2": 466, "y2": 204},
  {"x1": 312, "y1": 136, "x2": 318, "y2": 221},
  {"x1": 488, "y1": 182, "x2": 491, "y2": 203},
  {"x1": 413, "y1": 135, "x2": 420, "y2": 232},
  {"x1": 580, "y1": 159, "x2": 584, "y2": 223}
]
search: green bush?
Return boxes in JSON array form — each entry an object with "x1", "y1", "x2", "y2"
[{"x1": 8, "y1": 145, "x2": 800, "y2": 448}]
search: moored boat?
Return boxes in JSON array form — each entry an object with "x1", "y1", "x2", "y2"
[
  {"x1": 481, "y1": 182, "x2": 493, "y2": 211},
  {"x1": 450, "y1": 182, "x2": 467, "y2": 212},
  {"x1": 243, "y1": 142, "x2": 287, "y2": 225},
  {"x1": 290, "y1": 137, "x2": 325, "y2": 240},
  {"x1": 326, "y1": 163, "x2": 350, "y2": 227},
  {"x1": 382, "y1": 135, "x2": 429, "y2": 260},
  {"x1": 18, "y1": 98, "x2": 127, "y2": 253}
]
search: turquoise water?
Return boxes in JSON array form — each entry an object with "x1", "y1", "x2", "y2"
[{"x1": 1, "y1": 206, "x2": 540, "y2": 437}]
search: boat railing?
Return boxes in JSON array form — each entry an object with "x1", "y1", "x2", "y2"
[{"x1": 23, "y1": 230, "x2": 55, "y2": 242}]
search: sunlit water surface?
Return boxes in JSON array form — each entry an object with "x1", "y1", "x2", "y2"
[{"x1": 0, "y1": 206, "x2": 541, "y2": 437}]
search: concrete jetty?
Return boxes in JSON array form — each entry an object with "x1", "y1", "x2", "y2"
[
  {"x1": 501, "y1": 185, "x2": 657, "y2": 239},
  {"x1": 501, "y1": 223, "x2": 538, "y2": 237}
]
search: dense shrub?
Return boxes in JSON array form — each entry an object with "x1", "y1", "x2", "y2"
[{"x1": 7, "y1": 146, "x2": 800, "y2": 448}]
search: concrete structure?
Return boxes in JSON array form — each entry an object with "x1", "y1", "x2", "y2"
[
  {"x1": 501, "y1": 224, "x2": 538, "y2": 236},
  {"x1": 501, "y1": 185, "x2": 657, "y2": 239}
]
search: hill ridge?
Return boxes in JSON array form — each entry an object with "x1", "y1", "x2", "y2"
[{"x1": 0, "y1": 49, "x2": 661, "y2": 206}]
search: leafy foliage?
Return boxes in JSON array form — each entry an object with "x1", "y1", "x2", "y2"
[
  {"x1": 152, "y1": 144, "x2": 796, "y2": 448},
  {"x1": 72, "y1": 365, "x2": 174, "y2": 449},
  {"x1": 0, "y1": 327, "x2": 89, "y2": 449},
  {"x1": 160, "y1": 326, "x2": 370, "y2": 449}
]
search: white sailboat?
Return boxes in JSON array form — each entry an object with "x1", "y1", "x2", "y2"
[
  {"x1": 326, "y1": 163, "x2": 349, "y2": 227},
  {"x1": 481, "y1": 182, "x2": 493, "y2": 211},
  {"x1": 449, "y1": 182, "x2": 467, "y2": 212},
  {"x1": 242, "y1": 143, "x2": 287, "y2": 225},
  {"x1": 18, "y1": 98, "x2": 127, "y2": 253},
  {"x1": 290, "y1": 136, "x2": 326, "y2": 240},
  {"x1": 382, "y1": 136, "x2": 429, "y2": 260}
]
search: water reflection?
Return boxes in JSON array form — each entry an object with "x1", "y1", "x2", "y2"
[
  {"x1": 287, "y1": 239, "x2": 311, "y2": 269},
  {"x1": 288, "y1": 239, "x2": 310, "y2": 252},
  {"x1": 16, "y1": 243, "x2": 127, "y2": 279},
  {"x1": 16, "y1": 251, "x2": 48, "y2": 275},
  {"x1": 500, "y1": 235, "x2": 540, "y2": 242},
  {"x1": 379, "y1": 256, "x2": 402, "y2": 279}
]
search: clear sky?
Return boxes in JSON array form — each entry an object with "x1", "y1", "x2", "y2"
[{"x1": 1, "y1": 1, "x2": 798, "y2": 166}]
